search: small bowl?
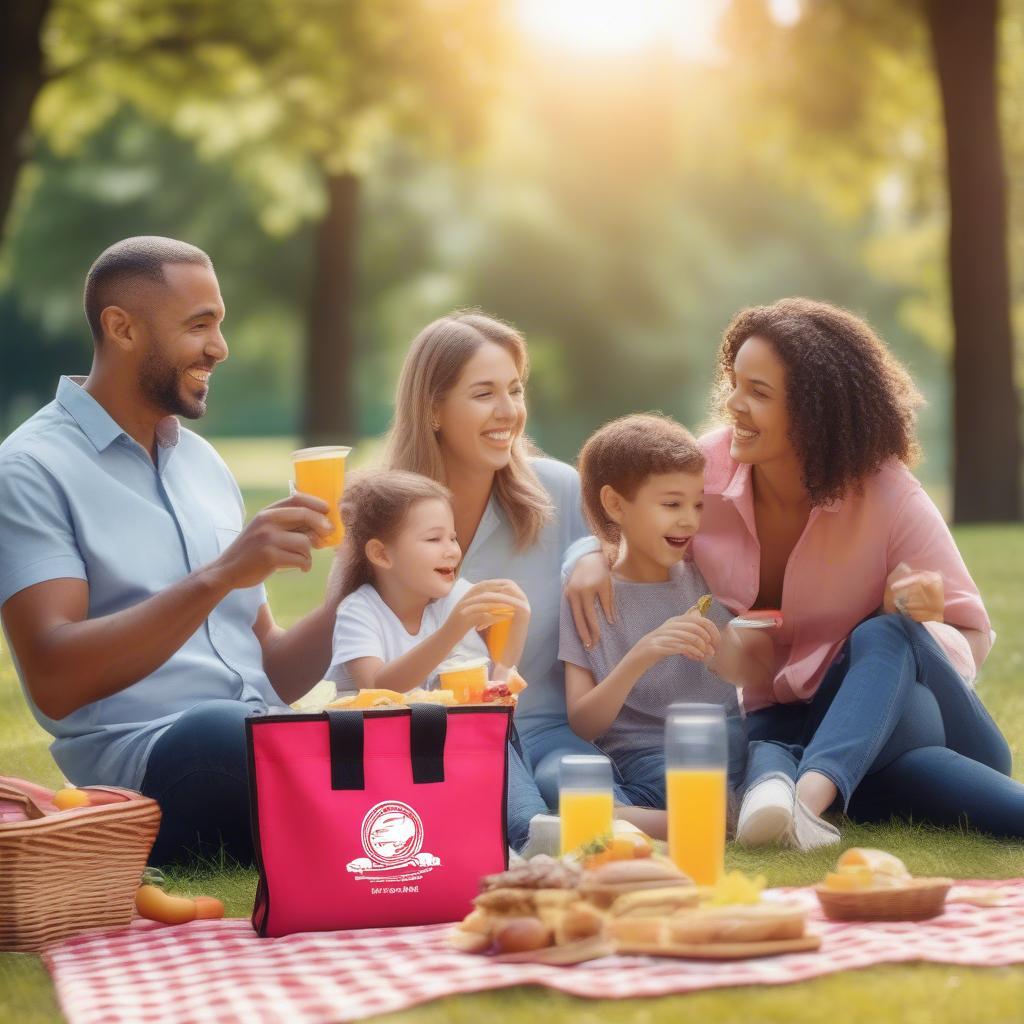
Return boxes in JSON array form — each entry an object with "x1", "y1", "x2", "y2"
[{"x1": 815, "y1": 877, "x2": 953, "y2": 921}]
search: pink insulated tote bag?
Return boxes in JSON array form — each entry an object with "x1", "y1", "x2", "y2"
[{"x1": 246, "y1": 703, "x2": 511, "y2": 937}]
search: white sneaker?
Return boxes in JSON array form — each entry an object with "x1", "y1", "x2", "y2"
[
  {"x1": 792, "y1": 797, "x2": 841, "y2": 851},
  {"x1": 519, "y1": 813, "x2": 560, "y2": 859},
  {"x1": 736, "y1": 773, "x2": 796, "y2": 846}
]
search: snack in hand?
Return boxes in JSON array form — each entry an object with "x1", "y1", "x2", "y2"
[
  {"x1": 687, "y1": 594, "x2": 713, "y2": 617},
  {"x1": 816, "y1": 848, "x2": 953, "y2": 921}
]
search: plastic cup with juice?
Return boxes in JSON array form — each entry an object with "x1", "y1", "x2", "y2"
[
  {"x1": 438, "y1": 656, "x2": 489, "y2": 704},
  {"x1": 665, "y1": 702, "x2": 727, "y2": 886},
  {"x1": 291, "y1": 445, "x2": 352, "y2": 548},
  {"x1": 559, "y1": 754, "x2": 614, "y2": 856},
  {"x1": 486, "y1": 604, "x2": 515, "y2": 663}
]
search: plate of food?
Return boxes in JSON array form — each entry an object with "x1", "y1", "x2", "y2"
[
  {"x1": 450, "y1": 852, "x2": 820, "y2": 963},
  {"x1": 610, "y1": 869, "x2": 818, "y2": 960},
  {"x1": 449, "y1": 856, "x2": 615, "y2": 964}
]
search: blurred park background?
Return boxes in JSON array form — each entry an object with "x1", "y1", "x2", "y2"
[{"x1": 2, "y1": 0, "x2": 1022, "y2": 522}]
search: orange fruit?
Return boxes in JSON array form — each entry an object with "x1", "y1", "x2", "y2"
[
  {"x1": 837, "y1": 848, "x2": 908, "y2": 878},
  {"x1": 53, "y1": 788, "x2": 90, "y2": 810}
]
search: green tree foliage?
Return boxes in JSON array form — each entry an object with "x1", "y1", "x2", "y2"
[
  {"x1": 719, "y1": 0, "x2": 1021, "y2": 521},
  {"x1": 7, "y1": 0, "x2": 509, "y2": 442}
]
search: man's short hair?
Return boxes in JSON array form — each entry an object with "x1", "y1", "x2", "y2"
[
  {"x1": 84, "y1": 236, "x2": 212, "y2": 342},
  {"x1": 578, "y1": 412, "x2": 706, "y2": 543}
]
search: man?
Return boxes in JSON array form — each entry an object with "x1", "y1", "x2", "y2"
[{"x1": 0, "y1": 236, "x2": 340, "y2": 864}]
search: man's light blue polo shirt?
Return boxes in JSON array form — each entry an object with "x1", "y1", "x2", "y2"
[{"x1": 0, "y1": 376, "x2": 282, "y2": 789}]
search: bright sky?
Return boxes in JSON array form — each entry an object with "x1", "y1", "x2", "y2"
[{"x1": 516, "y1": 0, "x2": 801, "y2": 59}]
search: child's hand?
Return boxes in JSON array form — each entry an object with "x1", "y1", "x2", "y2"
[
  {"x1": 498, "y1": 581, "x2": 531, "y2": 623},
  {"x1": 447, "y1": 580, "x2": 527, "y2": 635},
  {"x1": 635, "y1": 613, "x2": 720, "y2": 665}
]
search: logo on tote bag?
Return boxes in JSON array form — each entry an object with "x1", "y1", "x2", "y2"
[{"x1": 346, "y1": 801, "x2": 442, "y2": 886}]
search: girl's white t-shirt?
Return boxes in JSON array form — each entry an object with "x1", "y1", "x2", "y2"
[{"x1": 326, "y1": 578, "x2": 489, "y2": 689}]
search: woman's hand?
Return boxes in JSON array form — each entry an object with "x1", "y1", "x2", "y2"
[
  {"x1": 883, "y1": 562, "x2": 945, "y2": 623},
  {"x1": 634, "y1": 612, "x2": 721, "y2": 666},
  {"x1": 566, "y1": 551, "x2": 614, "y2": 649}
]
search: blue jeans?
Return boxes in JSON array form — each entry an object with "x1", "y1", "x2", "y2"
[
  {"x1": 745, "y1": 615, "x2": 1023, "y2": 836},
  {"x1": 141, "y1": 700, "x2": 545, "y2": 864},
  {"x1": 521, "y1": 719, "x2": 639, "y2": 808},
  {"x1": 606, "y1": 715, "x2": 754, "y2": 807}
]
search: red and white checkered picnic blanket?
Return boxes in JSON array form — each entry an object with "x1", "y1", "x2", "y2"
[{"x1": 43, "y1": 879, "x2": 1024, "y2": 1024}]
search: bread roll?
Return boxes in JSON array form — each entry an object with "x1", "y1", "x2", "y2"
[
  {"x1": 553, "y1": 903, "x2": 607, "y2": 946},
  {"x1": 493, "y1": 916, "x2": 553, "y2": 953},
  {"x1": 450, "y1": 927, "x2": 491, "y2": 953},
  {"x1": 580, "y1": 856, "x2": 694, "y2": 908},
  {"x1": 668, "y1": 903, "x2": 806, "y2": 945},
  {"x1": 589, "y1": 857, "x2": 689, "y2": 887},
  {"x1": 608, "y1": 916, "x2": 667, "y2": 946},
  {"x1": 609, "y1": 887, "x2": 700, "y2": 919}
]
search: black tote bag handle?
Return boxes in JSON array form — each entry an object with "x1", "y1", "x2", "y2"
[{"x1": 327, "y1": 704, "x2": 447, "y2": 790}]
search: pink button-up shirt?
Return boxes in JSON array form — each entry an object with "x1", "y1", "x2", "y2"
[{"x1": 693, "y1": 427, "x2": 993, "y2": 712}]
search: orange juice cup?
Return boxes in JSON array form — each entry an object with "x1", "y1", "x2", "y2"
[
  {"x1": 665, "y1": 703, "x2": 727, "y2": 886},
  {"x1": 438, "y1": 656, "x2": 489, "y2": 704},
  {"x1": 291, "y1": 445, "x2": 352, "y2": 548},
  {"x1": 559, "y1": 754, "x2": 614, "y2": 856},
  {"x1": 486, "y1": 605, "x2": 515, "y2": 663}
]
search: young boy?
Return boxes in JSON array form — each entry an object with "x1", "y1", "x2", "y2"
[{"x1": 559, "y1": 413, "x2": 770, "y2": 815}]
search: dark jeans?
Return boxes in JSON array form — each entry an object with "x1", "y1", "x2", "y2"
[
  {"x1": 140, "y1": 699, "x2": 543, "y2": 865},
  {"x1": 141, "y1": 700, "x2": 255, "y2": 866},
  {"x1": 607, "y1": 714, "x2": 753, "y2": 808},
  {"x1": 745, "y1": 615, "x2": 1024, "y2": 837}
]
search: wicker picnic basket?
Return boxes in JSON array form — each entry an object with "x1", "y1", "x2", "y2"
[
  {"x1": 0, "y1": 777, "x2": 161, "y2": 953},
  {"x1": 814, "y1": 877, "x2": 953, "y2": 922}
]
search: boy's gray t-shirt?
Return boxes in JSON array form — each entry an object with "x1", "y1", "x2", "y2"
[{"x1": 558, "y1": 560, "x2": 740, "y2": 759}]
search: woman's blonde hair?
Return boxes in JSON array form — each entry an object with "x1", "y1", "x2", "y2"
[
  {"x1": 339, "y1": 470, "x2": 453, "y2": 599},
  {"x1": 384, "y1": 310, "x2": 553, "y2": 550}
]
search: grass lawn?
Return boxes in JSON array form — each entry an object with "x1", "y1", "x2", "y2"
[{"x1": 1, "y1": 446, "x2": 1022, "y2": 1022}]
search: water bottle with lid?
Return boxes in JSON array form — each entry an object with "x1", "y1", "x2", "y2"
[
  {"x1": 558, "y1": 754, "x2": 614, "y2": 856},
  {"x1": 664, "y1": 702, "x2": 728, "y2": 885}
]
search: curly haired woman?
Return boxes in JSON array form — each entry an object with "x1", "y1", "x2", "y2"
[{"x1": 567, "y1": 298, "x2": 1024, "y2": 847}]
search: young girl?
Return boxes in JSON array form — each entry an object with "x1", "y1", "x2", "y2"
[{"x1": 326, "y1": 470, "x2": 530, "y2": 694}]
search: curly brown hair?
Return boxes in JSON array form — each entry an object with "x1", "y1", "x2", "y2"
[
  {"x1": 713, "y1": 298, "x2": 923, "y2": 505},
  {"x1": 578, "y1": 413, "x2": 705, "y2": 544}
]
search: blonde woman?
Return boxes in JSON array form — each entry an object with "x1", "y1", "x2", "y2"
[{"x1": 384, "y1": 312, "x2": 661, "y2": 839}]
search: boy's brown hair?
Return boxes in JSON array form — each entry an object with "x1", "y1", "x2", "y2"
[
  {"x1": 578, "y1": 413, "x2": 705, "y2": 544},
  {"x1": 339, "y1": 469, "x2": 453, "y2": 598}
]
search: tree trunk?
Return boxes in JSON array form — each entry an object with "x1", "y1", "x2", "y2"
[
  {"x1": 927, "y1": 0, "x2": 1021, "y2": 522},
  {"x1": 303, "y1": 172, "x2": 360, "y2": 446},
  {"x1": 0, "y1": 0, "x2": 51, "y2": 243}
]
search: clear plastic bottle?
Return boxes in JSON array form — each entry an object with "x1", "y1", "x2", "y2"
[
  {"x1": 665, "y1": 702, "x2": 728, "y2": 885},
  {"x1": 558, "y1": 754, "x2": 614, "y2": 856}
]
